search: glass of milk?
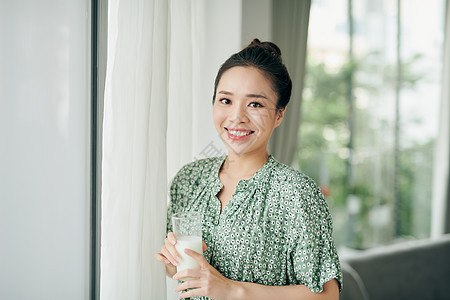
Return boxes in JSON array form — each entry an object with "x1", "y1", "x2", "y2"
[{"x1": 172, "y1": 212, "x2": 203, "y2": 280}]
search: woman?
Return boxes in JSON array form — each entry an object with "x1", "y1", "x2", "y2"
[{"x1": 155, "y1": 39, "x2": 342, "y2": 299}]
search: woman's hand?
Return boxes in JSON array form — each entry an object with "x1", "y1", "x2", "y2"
[
  {"x1": 173, "y1": 248, "x2": 237, "y2": 300},
  {"x1": 154, "y1": 232, "x2": 208, "y2": 278},
  {"x1": 154, "y1": 232, "x2": 180, "y2": 277}
]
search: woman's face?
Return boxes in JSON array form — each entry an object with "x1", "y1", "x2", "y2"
[{"x1": 213, "y1": 66, "x2": 285, "y2": 157}]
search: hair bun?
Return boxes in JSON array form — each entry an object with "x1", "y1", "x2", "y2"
[{"x1": 248, "y1": 38, "x2": 282, "y2": 58}]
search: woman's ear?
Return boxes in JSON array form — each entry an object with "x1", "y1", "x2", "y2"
[{"x1": 275, "y1": 107, "x2": 286, "y2": 127}]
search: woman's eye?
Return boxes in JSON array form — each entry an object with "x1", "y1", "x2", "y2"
[
  {"x1": 219, "y1": 98, "x2": 231, "y2": 104},
  {"x1": 249, "y1": 102, "x2": 263, "y2": 108}
]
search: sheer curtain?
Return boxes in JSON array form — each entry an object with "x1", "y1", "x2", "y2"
[
  {"x1": 100, "y1": 0, "x2": 168, "y2": 299},
  {"x1": 432, "y1": 0, "x2": 450, "y2": 237},
  {"x1": 268, "y1": 0, "x2": 311, "y2": 166},
  {"x1": 166, "y1": 0, "x2": 206, "y2": 180},
  {"x1": 166, "y1": 2, "x2": 205, "y2": 297}
]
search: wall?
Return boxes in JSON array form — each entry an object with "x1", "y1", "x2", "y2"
[
  {"x1": 241, "y1": 0, "x2": 272, "y2": 47},
  {"x1": 0, "y1": 1, "x2": 91, "y2": 299}
]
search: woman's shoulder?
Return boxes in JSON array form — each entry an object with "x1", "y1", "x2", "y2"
[
  {"x1": 172, "y1": 156, "x2": 224, "y2": 184},
  {"x1": 269, "y1": 157, "x2": 319, "y2": 190},
  {"x1": 268, "y1": 157, "x2": 327, "y2": 209},
  {"x1": 268, "y1": 158, "x2": 332, "y2": 229}
]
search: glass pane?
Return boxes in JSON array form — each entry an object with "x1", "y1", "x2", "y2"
[{"x1": 300, "y1": 0, "x2": 445, "y2": 250}]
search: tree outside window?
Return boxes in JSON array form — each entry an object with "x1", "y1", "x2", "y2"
[{"x1": 299, "y1": 0, "x2": 445, "y2": 250}]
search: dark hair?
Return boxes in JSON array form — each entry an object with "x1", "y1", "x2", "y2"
[{"x1": 212, "y1": 38, "x2": 292, "y2": 110}]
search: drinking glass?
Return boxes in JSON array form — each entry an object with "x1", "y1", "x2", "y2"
[{"x1": 172, "y1": 212, "x2": 203, "y2": 278}]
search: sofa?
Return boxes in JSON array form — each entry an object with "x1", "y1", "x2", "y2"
[{"x1": 339, "y1": 234, "x2": 450, "y2": 300}]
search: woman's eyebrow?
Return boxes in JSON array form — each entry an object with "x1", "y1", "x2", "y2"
[
  {"x1": 217, "y1": 90, "x2": 233, "y2": 95},
  {"x1": 246, "y1": 93, "x2": 268, "y2": 100},
  {"x1": 217, "y1": 90, "x2": 269, "y2": 100}
]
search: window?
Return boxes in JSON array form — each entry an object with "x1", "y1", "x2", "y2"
[{"x1": 299, "y1": 0, "x2": 446, "y2": 249}]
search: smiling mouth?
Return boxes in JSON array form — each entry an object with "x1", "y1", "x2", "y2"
[{"x1": 225, "y1": 128, "x2": 255, "y2": 138}]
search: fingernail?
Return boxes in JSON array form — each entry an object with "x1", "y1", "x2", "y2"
[{"x1": 170, "y1": 238, "x2": 176, "y2": 245}]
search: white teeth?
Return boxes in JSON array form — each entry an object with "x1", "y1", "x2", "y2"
[{"x1": 229, "y1": 130, "x2": 251, "y2": 137}]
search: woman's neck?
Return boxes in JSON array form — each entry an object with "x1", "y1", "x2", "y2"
[{"x1": 221, "y1": 150, "x2": 270, "y2": 180}]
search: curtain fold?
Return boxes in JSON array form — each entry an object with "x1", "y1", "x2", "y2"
[
  {"x1": 432, "y1": 0, "x2": 450, "y2": 237},
  {"x1": 166, "y1": 1, "x2": 207, "y2": 298},
  {"x1": 166, "y1": 0, "x2": 206, "y2": 180},
  {"x1": 268, "y1": 0, "x2": 311, "y2": 166},
  {"x1": 100, "y1": 0, "x2": 168, "y2": 299}
]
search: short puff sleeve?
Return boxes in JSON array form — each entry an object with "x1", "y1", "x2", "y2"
[{"x1": 288, "y1": 177, "x2": 343, "y2": 293}]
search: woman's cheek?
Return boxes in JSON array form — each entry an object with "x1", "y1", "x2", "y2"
[
  {"x1": 249, "y1": 111, "x2": 270, "y2": 130},
  {"x1": 213, "y1": 109, "x2": 225, "y2": 132}
]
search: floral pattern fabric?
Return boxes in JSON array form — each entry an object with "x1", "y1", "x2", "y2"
[{"x1": 167, "y1": 155, "x2": 342, "y2": 299}]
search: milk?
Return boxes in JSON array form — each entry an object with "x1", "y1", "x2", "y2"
[{"x1": 175, "y1": 236, "x2": 203, "y2": 277}]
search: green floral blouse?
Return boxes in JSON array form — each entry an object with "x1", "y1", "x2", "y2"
[{"x1": 167, "y1": 155, "x2": 342, "y2": 299}]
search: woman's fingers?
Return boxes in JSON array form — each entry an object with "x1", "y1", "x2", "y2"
[
  {"x1": 179, "y1": 288, "x2": 206, "y2": 299},
  {"x1": 173, "y1": 268, "x2": 202, "y2": 281},
  {"x1": 185, "y1": 248, "x2": 208, "y2": 268},
  {"x1": 167, "y1": 232, "x2": 177, "y2": 245},
  {"x1": 173, "y1": 248, "x2": 233, "y2": 300},
  {"x1": 161, "y1": 232, "x2": 181, "y2": 266},
  {"x1": 154, "y1": 252, "x2": 171, "y2": 265},
  {"x1": 155, "y1": 252, "x2": 178, "y2": 278},
  {"x1": 166, "y1": 232, "x2": 180, "y2": 261},
  {"x1": 162, "y1": 239, "x2": 180, "y2": 266},
  {"x1": 154, "y1": 232, "x2": 181, "y2": 267},
  {"x1": 174, "y1": 277, "x2": 202, "y2": 292}
]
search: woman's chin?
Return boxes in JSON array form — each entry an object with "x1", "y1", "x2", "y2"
[{"x1": 223, "y1": 141, "x2": 257, "y2": 156}]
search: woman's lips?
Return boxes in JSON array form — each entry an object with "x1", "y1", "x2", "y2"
[{"x1": 225, "y1": 128, "x2": 254, "y2": 141}]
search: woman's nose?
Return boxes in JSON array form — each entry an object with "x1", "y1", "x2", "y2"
[{"x1": 230, "y1": 104, "x2": 249, "y2": 123}]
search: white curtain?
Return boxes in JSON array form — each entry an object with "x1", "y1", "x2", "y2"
[
  {"x1": 166, "y1": 1, "x2": 206, "y2": 298},
  {"x1": 166, "y1": 0, "x2": 206, "y2": 179},
  {"x1": 100, "y1": 0, "x2": 168, "y2": 299},
  {"x1": 432, "y1": 0, "x2": 450, "y2": 237}
]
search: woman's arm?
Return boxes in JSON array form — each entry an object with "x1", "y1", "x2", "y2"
[
  {"x1": 233, "y1": 279, "x2": 339, "y2": 300},
  {"x1": 173, "y1": 248, "x2": 339, "y2": 300}
]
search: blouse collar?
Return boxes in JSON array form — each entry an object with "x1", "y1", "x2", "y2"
[{"x1": 209, "y1": 155, "x2": 276, "y2": 193}]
